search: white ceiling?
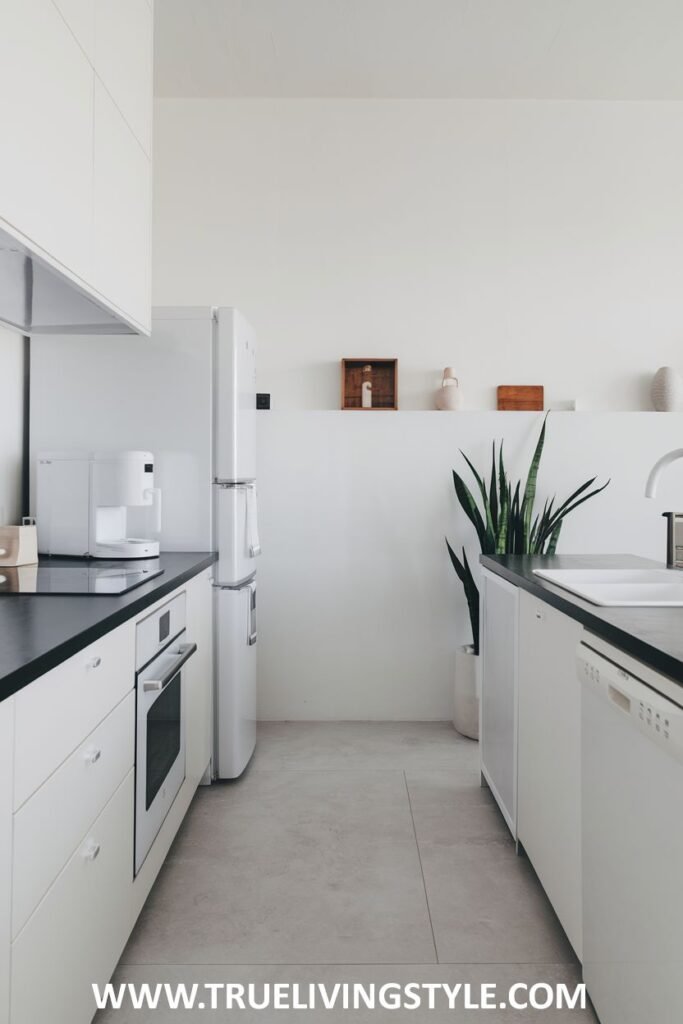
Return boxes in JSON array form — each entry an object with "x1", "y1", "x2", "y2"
[{"x1": 154, "y1": 0, "x2": 683, "y2": 100}]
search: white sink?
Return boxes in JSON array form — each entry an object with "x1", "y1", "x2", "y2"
[{"x1": 532, "y1": 568, "x2": 683, "y2": 607}]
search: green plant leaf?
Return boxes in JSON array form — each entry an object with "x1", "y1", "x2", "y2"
[
  {"x1": 522, "y1": 414, "x2": 547, "y2": 548},
  {"x1": 459, "y1": 450, "x2": 495, "y2": 552},
  {"x1": 489, "y1": 442, "x2": 498, "y2": 535},
  {"x1": 446, "y1": 538, "x2": 479, "y2": 653},
  {"x1": 452, "y1": 469, "x2": 490, "y2": 552},
  {"x1": 461, "y1": 547, "x2": 480, "y2": 655},
  {"x1": 546, "y1": 520, "x2": 562, "y2": 555}
]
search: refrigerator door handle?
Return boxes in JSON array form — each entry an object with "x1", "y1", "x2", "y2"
[
  {"x1": 246, "y1": 483, "x2": 261, "y2": 558},
  {"x1": 247, "y1": 580, "x2": 257, "y2": 646}
]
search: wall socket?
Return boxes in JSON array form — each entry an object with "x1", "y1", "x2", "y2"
[{"x1": 256, "y1": 393, "x2": 271, "y2": 410}]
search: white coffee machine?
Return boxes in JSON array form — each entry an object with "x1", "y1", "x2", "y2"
[{"x1": 36, "y1": 450, "x2": 161, "y2": 558}]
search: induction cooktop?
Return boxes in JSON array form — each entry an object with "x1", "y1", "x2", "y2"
[{"x1": 0, "y1": 564, "x2": 164, "y2": 595}]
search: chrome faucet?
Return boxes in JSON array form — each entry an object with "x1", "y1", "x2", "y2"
[{"x1": 645, "y1": 448, "x2": 683, "y2": 569}]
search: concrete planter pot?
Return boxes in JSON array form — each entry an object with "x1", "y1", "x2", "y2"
[{"x1": 453, "y1": 644, "x2": 480, "y2": 740}]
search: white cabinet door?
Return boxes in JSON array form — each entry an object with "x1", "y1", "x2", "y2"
[
  {"x1": 0, "y1": 699, "x2": 14, "y2": 1024},
  {"x1": 95, "y1": 0, "x2": 153, "y2": 155},
  {"x1": 92, "y1": 79, "x2": 151, "y2": 331},
  {"x1": 11, "y1": 772, "x2": 134, "y2": 1024},
  {"x1": 185, "y1": 569, "x2": 214, "y2": 785},
  {"x1": 53, "y1": 0, "x2": 96, "y2": 62},
  {"x1": 480, "y1": 569, "x2": 519, "y2": 835},
  {"x1": 518, "y1": 592, "x2": 583, "y2": 959},
  {"x1": 0, "y1": 0, "x2": 93, "y2": 282}
]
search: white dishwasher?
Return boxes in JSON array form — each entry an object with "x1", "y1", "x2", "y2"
[{"x1": 577, "y1": 640, "x2": 683, "y2": 1024}]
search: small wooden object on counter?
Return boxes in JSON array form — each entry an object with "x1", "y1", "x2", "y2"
[
  {"x1": 497, "y1": 385, "x2": 544, "y2": 411},
  {"x1": 341, "y1": 359, "x2": 398, "y2": 410}
]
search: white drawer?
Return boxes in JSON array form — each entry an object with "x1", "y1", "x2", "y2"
[
  {"x1": 12, "y1": 691, "x2": 134, "y2": 938},
  {"x1": 11, "y1": 770, "x2": 134, "y2": 1024},
  {"x1": 14, "y1": 618, "x2": 135, "y2": 808}
]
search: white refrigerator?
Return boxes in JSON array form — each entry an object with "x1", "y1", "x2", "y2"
[{"x1": 30, "y1": 306, "x2": 260, "y2": 778}]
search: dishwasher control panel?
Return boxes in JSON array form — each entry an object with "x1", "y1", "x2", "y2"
[{"x1": 577, "y1": 643, "x2": 683, "y2": 764}]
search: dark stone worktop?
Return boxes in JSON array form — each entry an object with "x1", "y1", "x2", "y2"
[
  {"x1": 481, "y1": 553, "x2": 683, "y2": 687},
  {"x1": 0, "y1": 552, "x2": 216, "y2": 702}
]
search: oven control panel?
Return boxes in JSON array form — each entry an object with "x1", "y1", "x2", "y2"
[{"x1": 136, "y1": 592, "x2": 186, "y2": 670}]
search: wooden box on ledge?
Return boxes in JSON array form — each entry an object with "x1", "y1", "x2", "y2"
[{"x1": 341, "y1": 359, "x2": 398, "y2": 410}]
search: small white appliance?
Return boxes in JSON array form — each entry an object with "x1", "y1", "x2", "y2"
[
  {"x1": 135, "y1": 592, "x2": 196, "y2": 874},
  {"x1": 577, "y1": 640, "x2": 683, "y2": 1024},
  {"x1": 30, "y1": 308, "x2": 259, "y2": 778},
  {"x1": 36, "y1": 450, "x2": 161, "y2": 559}
]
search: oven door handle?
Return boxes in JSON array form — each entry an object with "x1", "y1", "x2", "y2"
[{"x1": 142, "y1": 642, "x2": 197, "y2": 692}]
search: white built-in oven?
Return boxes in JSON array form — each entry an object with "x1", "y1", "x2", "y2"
[{"x1": 135, "y1": 593, "x2": 196, "y2": 874}]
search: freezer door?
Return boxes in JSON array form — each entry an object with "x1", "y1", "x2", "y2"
[
  {"x1": 214, "y1": 308, "x2": 257, "y2": 482},
  {"x1": 215, "y1": 581, "x2": 257, "y2": 778},
  {"x1": 214, "y1": 483, "x2": 260, "y2": 585}
]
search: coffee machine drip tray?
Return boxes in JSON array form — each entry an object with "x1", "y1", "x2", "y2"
[{"x1": 0, "y1": 563, "x2": 164, "y2": 595}]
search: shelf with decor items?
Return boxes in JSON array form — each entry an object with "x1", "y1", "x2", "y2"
[{"x1": 341, "y1": 359, "x2": 398, "y2": 410}]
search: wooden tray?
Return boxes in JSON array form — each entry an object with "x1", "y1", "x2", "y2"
[{"x1": 497, "y1": 385, "x2": 544, "y2": 411}]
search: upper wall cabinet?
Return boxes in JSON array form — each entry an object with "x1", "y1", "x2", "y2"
[
  {"x1": 0, "y1": 0, "x2": 152, "y2": 335},
  {"x1": 53, "y1": 0, "x2": 96, "y2": 62},
  {"x1": 95, "y1": 0, "x2": 153, "y2": 156},
  {"x1": 0, "y1": 0, "x2": 94, "y2": 285},
  {"x1": 93, "y1": 81, "x2": 151, "y2": 330}
]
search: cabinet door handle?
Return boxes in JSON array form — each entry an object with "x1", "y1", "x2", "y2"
[
  {"x1": 83, "y1": 747, "x2": 101, "y2": 766},
  {"x1": 82, "y1": 839, "x2": 101, "y2": 862},
  {"x1": 87, "y1": 656, "x2": 102, "y2": 670}
]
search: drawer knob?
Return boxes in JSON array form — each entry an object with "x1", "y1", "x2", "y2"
[
  {"x1": 87, "y1": 656, "x2": 102, "y2": 670},
  {"x1": 84, "y1": 747, "x2": 101, "y2": 766},
  {"x1": 82, "y1": 839, "x2": 101, "y2": 862}
]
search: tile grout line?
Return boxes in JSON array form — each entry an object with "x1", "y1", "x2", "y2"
[{"x1": 402, "y1": 769, "x2": 440, "y2": 966}]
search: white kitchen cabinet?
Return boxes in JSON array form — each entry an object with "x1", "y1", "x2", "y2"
[
  {"x1": 480, "y1": 568, "x2": 519, "y2": 834},
  {"x1": 0, "y1": 699, "x2": 14, "y2": 1024},
  {"x1": 13, "y1": 618, "x2": 135, "y2": 809},
  {"x1": 185, "y1": 568, "x2": 215, "y2": 785},
  {"x1": 92, "y1": 80, "x2": 152, "y2": 333},
  {"x1": 0, "y1": 0, "x2": 94, "y2": 283},
  {"x1": 0, "y1": 0, "x2": 152, "y2": 335},
  {"x1": 517, "y1": 592, "x2": 583, "y2": 959},
  {"x1": 10, "y1": 772, "x2": 134, "y2": 1024},
  {"x1": 12, "y1": 691, "x2": 135, "y2": 937},
  {"x1": 95, "y1": 0, "x2": 153, "y2": 155},
  {"x1": 53, "y1": 0, "x2": 96, "y2": 62}
]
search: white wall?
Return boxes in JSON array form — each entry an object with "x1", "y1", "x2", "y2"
[
  {"x1": 154, "y1": 98, "x2": 683, "y2": 411},
  {"x1": 0, "y1": 325, "x2": 23, "y2": 525},
  {"x1": 152, "y1": 98, "x2": 683, "y2": 719},
  {"x1": 256, "y1": 411, "x2": 683, "y2": 720}
]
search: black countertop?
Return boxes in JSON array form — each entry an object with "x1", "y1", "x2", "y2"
[
  {"x1": 481, "y1": 553, "x2": 683, "y2": 687},
  {"x1": 0, "y1": 552, "x2": 216, "y2": 702}
]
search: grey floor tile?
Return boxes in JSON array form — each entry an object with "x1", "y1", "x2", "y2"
[
  {"x1": 406, "y1": 771, "x2": 576, "y2": 964},
  {"x1": 419, "y1": 842, "x2": 576, "y2": 965},
  {"x1": 252, "y1": 722, "x2": 478, "y2": 772},
  {"x1": 95, "y1": 963, "x2": 596, "y2": 1022},
  {"x1": 121, "y1": 770, "x2": 435, "y2": 966},
  {"x1": 406, "y1": 770, "x2": 512, "y2": 847}
]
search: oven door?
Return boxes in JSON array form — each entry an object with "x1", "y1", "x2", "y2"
[{"x1": 135, "y1": 629, "x2": 196, "y2": 874}]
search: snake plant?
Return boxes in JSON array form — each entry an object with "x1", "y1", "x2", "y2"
[{"x1": 446, "y1": 416, "x2": 609, "y2": 655}]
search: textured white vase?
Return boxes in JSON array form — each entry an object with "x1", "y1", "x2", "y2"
[
  {"x1": 453, "y1": 645, "x2": 480, "y2": 740},
  {"x1": 651, "y1": 366, "x2": 683, "y2": 411},
  {"x1": 435, "y1": 368, "x2": 461, "y2": 410}
]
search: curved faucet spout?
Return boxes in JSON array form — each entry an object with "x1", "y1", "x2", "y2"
[{"x1": 645, "y1": 448, "x2": 683, "y2": 498}]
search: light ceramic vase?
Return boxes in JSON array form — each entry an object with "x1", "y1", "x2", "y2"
[
  {"x1": 435, "y1": 367, "x2": 461, "y2": 411},
  {"x1": 453, "y1": 645, "x2": 480, "y2": 740},
  {"x1": 651, "y1": 366, "x2": 683, "y2": 412}
]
